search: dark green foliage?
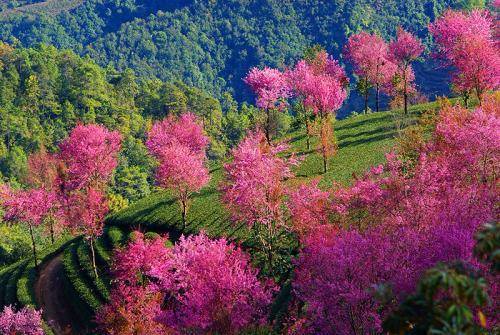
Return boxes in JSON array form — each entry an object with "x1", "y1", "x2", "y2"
[
  {"x1": 0, "y1": 0, "x2": 467, "y2": 104},
  {"x1": 0, "y1": 264, "x2": 17, "y2": 307},
  {"x1": 384, "y1": 262, "x2": 490, "y2": 334},
  {"x1": 3, "y1": 259, "x2": 27, "y2": 305},
  {"x1": 474, "y1": 222, "x2": 500, "y2": 272},
  {"x1": 0, "y1": 43, "x2": 232, "y2": 183}
]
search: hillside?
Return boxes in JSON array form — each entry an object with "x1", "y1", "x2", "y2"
[
  {"x1": 108, "y1": 100, "x2": 444, "y2": 236},
  {"x1": 0, "y1": 0, "x2": 482, "y2": 111}
]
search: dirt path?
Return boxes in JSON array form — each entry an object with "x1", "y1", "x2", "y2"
[{"x1": 35, "y1": 254, "x2": 79, "y2": 335}]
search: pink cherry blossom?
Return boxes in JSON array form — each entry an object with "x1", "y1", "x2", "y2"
[
  {"x1": 345, "y1": 31, "x2": 396, "y2": 112},
  {"x1": 147, "y1": 113, "x2": 210, "y2": 227},
  {"x1": 58, "y1": 124, "x2": 122, "y2": 191},
  {"x1": 244, "y1": 67, "x2": 290, "y2": 110},
  {"x1": 149, "y1": 233, "x2": 275, "y2": 334},
  {"x1": 429, "y1": 9, "x2": 500, "y2": 101},
  {"x1": 0, "y1": 305, "x2": 45, "y2": 335},
  {"x1": 146, "y1": 112, "x2": 208, "y2": 159},
  {"x1": 221, "y1": 131, "x2": 298, "y2": 228}
]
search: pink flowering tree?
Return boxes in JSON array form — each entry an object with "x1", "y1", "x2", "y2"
[
  {"x1": 146, "y1": 113, "x2": 210, "y2": 229},
  {"x1": 25, "y1": 149, "x2": 65, "y2": 244},
  {"x1": 66, "y1": 187, "x2": 108, "y2": 278},
  {"x1": 98, "y1": 232, "x2": 274, "y2": 334},
  {"x1": 287, "y1": 180, "x2": 331, "y2": 237},
  {"x1": 287, "y1": 51, "x2": 348, "y2": 173},
  {"x1": 345, "y1": 31, "x2": 396, "y2": 113},
  {"x1": 58, "y1": 123, "x2": 122, "y2": 191},
  {"x1": 149, "y1": 233, "x2": 275, "y2": 334},
  {"x1": 388, "y1": 28, "x2": 424, "y2": 114},
  {"x1": 1, "y1": 187, "x2": 59, "y2": 268},
  {"x1": 96, "y1": 232, "x2": 172, "y2": 335},
  {"x1": 0, "y1": 305, "x2": 45, "y2": 335},
  {"x1": 429, "y1": 9, "x2": 500, "y2": 105},
  {"x1": 58, "y1": 124, "x2": 122, "y2": 277},
  {"x1": 244, "y1": 67, "x2": 290, "y2": 144},
  {"x1": 221, "y1": 131, "x2": 299, "y2": 274},
  {"x1": 145, "y1": 113, "x2": 209, "y2": 158}
]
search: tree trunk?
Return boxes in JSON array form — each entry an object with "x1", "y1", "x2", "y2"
[
  {"x1": 265, "y1": 109, "x2": 271, "y2": 145},
  {"x1": 364, "y1": 88, "x2": 369, "y2": 114},
  {"x1": 49, "y1": 219, "x2": 55, "y2": 245},
  {"x1": 181, "y1": 199, "x2": 187, "y2": 231},
  {"x1": 403, "y1": 77, "x2": 408, "y2": 115},
  {"x1": 305, "y1": 117, "x2": 310, "y2": 150},
  {"x1": 29, "y1": 224, "x2": 38, "y2": 269},
  {"x1": 90, "y1": 238, "x2": 98, "y2": 279},
  {"x1": 376, "y1": 84, "x2": 380, "y2": 113},
  {"x1": 320, "y1": 116, "x2": 328, "y2": 174},
  {"x1": 404, "y1": 92, "x2": 408, "y2": 115}
]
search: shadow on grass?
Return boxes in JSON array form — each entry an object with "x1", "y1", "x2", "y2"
[
  {"x1": 335, "y1": 113, "x2": 393, "y2": 131},
  {"x1": 288, "y1": 133, "x2": 306, "y2": 144},
  {"x1": 337, "y1": 125, "x2": 394, "y2": 141},
  {"x1": 339, "y1": 131, "x2": 397, "y2": 148}
]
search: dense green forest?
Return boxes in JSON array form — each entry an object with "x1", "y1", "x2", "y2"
[
  {"x1": 0, "y1": 43, "x2": 265, "y2": 194},
  {"x1": 0, "y1": 0, "x2": 488, "y2": 110}
]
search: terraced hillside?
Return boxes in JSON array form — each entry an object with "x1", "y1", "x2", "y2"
[{"x1": 0, "y1": 100, "x2": 452, "y2": 334}]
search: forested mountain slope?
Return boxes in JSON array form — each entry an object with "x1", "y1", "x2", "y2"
[{"x1": 0, "y1": 0, "x2": 486, "y2": 109}]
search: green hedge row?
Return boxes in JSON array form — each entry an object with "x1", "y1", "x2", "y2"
[
  {"x1": 106, "y1": 226, "x2": 127, "y2": 249},
  {"x1": 3, "y1": 260, "x2": 28, "y2": 306},
  {"x1": 75, "y1": 241, "x2": 110, "y2": 301},
  {"x1": 62, "y1": 242, "x2": 102, "y2": 315},
  {"x1": 0, "y1": 264, "x2": 17, "y2": 307},
  {"x1": 94, "y1": 237, "x2": 111, "y2": 266}
]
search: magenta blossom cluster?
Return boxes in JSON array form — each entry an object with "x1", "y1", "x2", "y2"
[
  {"x1": 98, "y1": 232, "x2": 275, "y2": 334},
  {"x1": 1, "y1": 187, "x2": 59, "y2": 228},
  {"x1": 58, "y1": 123, "x2": 122, "y2": 191},
  {"x1": 146, "y1": 113, "x2": 210, "y2": 196},
  {"x1": 244, "y1": 66, "x2": 290, "y2": 110},
  {"x1": 429, "y1": 9, "x2": 500, "y2": 99},
  {"x1": 292, "y1": 101, "x2": 500, "y2": 334},
  {"x1": 0, "y1": 305, "x2": 45, "y2": 335},
  {"x1": 221, "y1": 131, "x2": 299, "y2": 228},
  {"x1": 287, "y1": 51, "x2": 348, "y2": 115},
  {"x1": 150, "y1": 233, "x2": 276, "y2": 334},
  {"x1": 146, "y1": 112, "x2": 209, "y2": 159}
]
